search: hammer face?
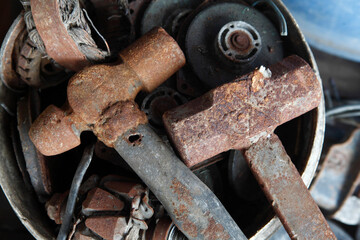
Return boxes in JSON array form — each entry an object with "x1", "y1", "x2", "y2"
[
  {"x1": 29, "y1": 105, "x2": 81, "y2": 156},
  {"x1": 163, "y1": 55, "x2": 322, "y2": 168},
  {"x1": 29, "y1": 28, "x2": 186, "y2": 156}
]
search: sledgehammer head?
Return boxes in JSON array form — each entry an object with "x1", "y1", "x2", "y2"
[{"x1": 163, "y1": 55, "x2": 322, "y2": 168}]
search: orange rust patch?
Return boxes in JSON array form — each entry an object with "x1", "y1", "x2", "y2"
[
  {"x1": 202, "y1": 212, "x2": 231, "y2": 240},
  {"x1": 93, "y1": 100, "x2": 148, "y2": 147},
  {"x1": 182, "y1": 219, "x2": 198, "y2": 238},
  {"x1": 170, "y1": 178, "x2": 193, "y2": 206},
  {"x1": 251, "y1": 70, "x2": 265, "y2": 92}
]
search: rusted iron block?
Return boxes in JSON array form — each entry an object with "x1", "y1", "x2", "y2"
[
  {"x1": 150, "y1": 217, "x2": 173, "y2": 240},
  {"x1": 162, "y1": 55, "x2": 335, "y2": 239},
  {"x1": 163, "y1": 55, "x2": 322, "y2": 168},
  {"x1": 244, "y1": 134, "x2": 336, "y2": 240},
  {"x1": 82, "y1": 188, "x2": 124, "y2": 216},
  {"x1": 29, "y1": 27, "x2": 185, "y2": 155},
  {"x1": 85, "y1": 216, "x2": 128, "y2": 240},
  {"x1": 115, "y1": 125, "x2": 247, "y2": 240},
  {"x1": 29, "y1": 27, "x2": 244, "y2": 239}
]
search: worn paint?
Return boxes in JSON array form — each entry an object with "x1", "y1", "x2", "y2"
[
  {"x1": 244, "y1": 134, "x2": 336, "y2": 240},
  {"x1": 85, "y1": 216, "x2": 128, "y2": 240},
  {"x1": 170, "y1": 178, "x2": 231, "y2": 240}
]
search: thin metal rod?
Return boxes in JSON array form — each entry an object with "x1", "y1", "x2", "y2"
[
  {"x1": 326, "y1": 105, "x2": 360, "y2": 117},
  {"x1": 57, "y1": 143, "x2": 95, "y2": 240},
  {"x1": 252, "y1": 0, "x2": 288, "y2": 36}
]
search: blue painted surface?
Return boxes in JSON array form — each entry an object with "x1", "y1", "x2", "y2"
[{"x1": 283, "y1": 0, "x2": 360, "y2": 62}]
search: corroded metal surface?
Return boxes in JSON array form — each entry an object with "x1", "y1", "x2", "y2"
[
  {"x1": 0, "y1": 13, "x2": 27, "y2": 90},
  {"x1": 115, "y1": 124, "x2": 247, "y2": 240},
  {"x1": 17, "y1": 91, "x2": 52, "y2": 199},
  {"x1": 29, "y1": 27, "x2": 185, "y2": 155},
  {"x1": 163, "y1": 55, "x2": 321, "y2": 168},
  {"x1": 120, "y1": 27, "x2": 185, "y2": 92},
  {"x1": 30, "y1": 0, "x2": 89, "y2": 71},
  {"x1": 85, "y1": 216, "x2": 128, "y2": 240},
  {"x1": 0, "y1": 1, "x2": 326, "y2": 239},
  {"x1": 82, "y1": 188, "x2": 124, "y2": 215},
  {"x1": 244, "y1": 134, "x2": 336, "y2": 240}
]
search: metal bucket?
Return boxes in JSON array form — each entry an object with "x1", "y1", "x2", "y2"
[{"x1": 0, "y1": 0, "x2": 324, "y2": 239}]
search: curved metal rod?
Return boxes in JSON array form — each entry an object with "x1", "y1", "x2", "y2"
[
  {"x1": 57, "y1": 143, "x2": 95, "y2": 240},
  {"x1": 326, "y1": 105, "x2": 360, "y2": 117},
  {"x1": 252, "y1": 0, "x2": 288, "y2": 36}
]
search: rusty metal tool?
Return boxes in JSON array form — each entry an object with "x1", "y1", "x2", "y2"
[
  {"x1": 244, "y1": 134, "x2": 335, "y2": 240},
  {"x1": 29, "y1": 28, "x2": 247, "y2": 240},
  {"x1": 163, "y1": 55, "x2": 336, "y2": 239}
]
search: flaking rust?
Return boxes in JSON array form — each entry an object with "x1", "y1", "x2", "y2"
[
  {"x1": 169, "y1": 178, "x2": 231, "y2": 240},
  {"x1": 163, "y1": 55, "x2": 322, "y2": 168},
  {"x1": 29, "y1": 27, "x2": 245, "y2": 239},
  {"x1": 163, "y1": 55, "x2": 336, "y2": 239},
  {"x1": 29, "y1": 27, "x2": 185, "y2": 156},
  {"x1": 244, "y1": 134, "x2": 336, "y2": 240}
]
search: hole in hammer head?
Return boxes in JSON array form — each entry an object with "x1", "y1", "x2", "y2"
[{"x1": 128, "y1": 134, "x2": 142, "y2": 146}]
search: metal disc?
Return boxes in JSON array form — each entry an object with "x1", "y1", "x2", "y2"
[
  {"x1": 141, "y1": 0, "x2": 204, "y2": 36},
  {"x1": 185, "y1": 2, "x2": 284, "y2": 88}
]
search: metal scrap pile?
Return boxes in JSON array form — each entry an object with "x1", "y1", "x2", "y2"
[{"x1": 0, "y1": 0, "x2": 359, "y2": 240}]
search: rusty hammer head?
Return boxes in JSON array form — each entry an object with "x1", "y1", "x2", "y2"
[
  {"x1": 163, "y1": 55, "x2": 322, "y2": 168},
  {"x1": 29, "y1": 28, "x2": 185, "y2": 156}
]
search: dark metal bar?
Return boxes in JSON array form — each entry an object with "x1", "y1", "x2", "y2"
[
  {"x1": 57, "y1": 143, "x2": 95, "y2": 240},
  {"x1": 115, "y1": 124, "x2": 247, "y2": 240}
]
